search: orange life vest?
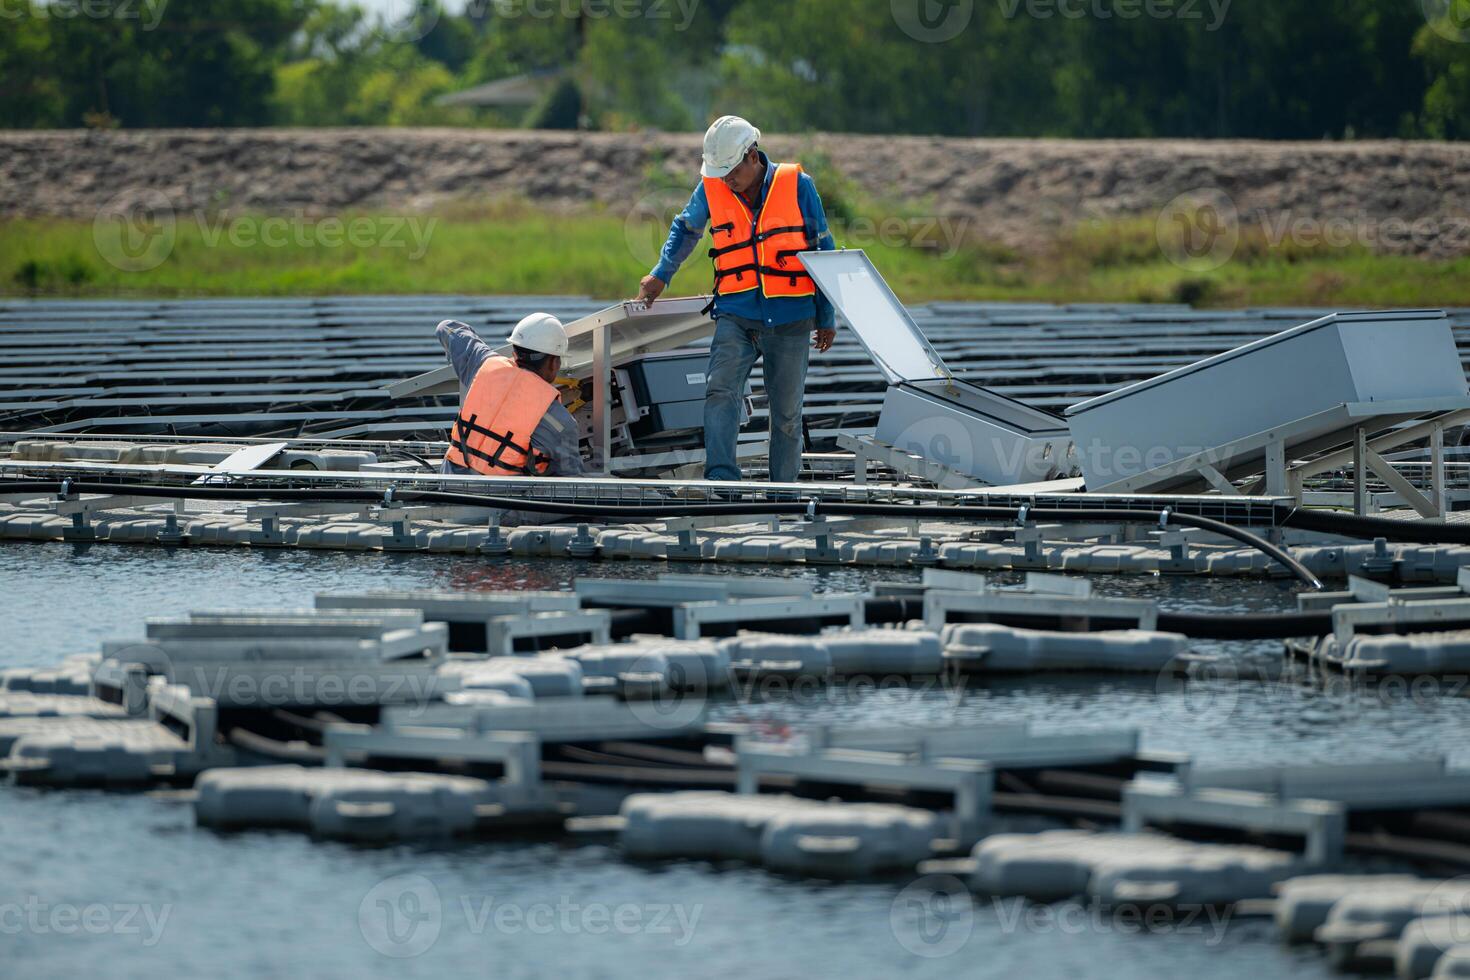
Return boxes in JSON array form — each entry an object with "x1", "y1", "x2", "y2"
[
  {"x1": 443, "y1": 355, "x2": 559, "y2": 476},
  {"x1": 703, "y1": 162, "x2": 817, "y2": 301}
]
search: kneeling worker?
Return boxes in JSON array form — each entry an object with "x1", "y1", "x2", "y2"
[{"x1": 436, "y1": 315, "x2": 585, "y2": 478}]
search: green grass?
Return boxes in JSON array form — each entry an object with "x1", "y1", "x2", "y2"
[{"x1": 5, "y1": 201, "x2": 1470, "y2": 308}]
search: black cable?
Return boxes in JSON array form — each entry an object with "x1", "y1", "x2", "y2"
[
  {"x1": 1279, "y1": 504, "x2": 1470, "y2": 545},
  {"x1": 1, "y1": 480, "x2": 1322, "y2": 590}
]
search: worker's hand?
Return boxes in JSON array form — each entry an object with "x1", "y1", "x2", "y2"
[
  {"x1": 636, "y1": 274, "x2": 666, "y2": 308},
  {"x1": 813, "y1": 328, "x2": 836, "y2": 353}
]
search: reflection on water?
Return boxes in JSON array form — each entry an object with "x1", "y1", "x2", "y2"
[{"x1": 2, "y1": 541, "x2": 1456, "y2": 978}]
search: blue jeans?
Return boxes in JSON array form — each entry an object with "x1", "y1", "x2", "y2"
[{"x1": 704, "y1": 315, "x2": 812, "y2": 482}]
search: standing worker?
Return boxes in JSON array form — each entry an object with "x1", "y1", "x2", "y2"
[
  {"x1": 636, "y1": 115, "x2": 836, "y2": 484},
  {"x1": 435, "y1": 315, "x2": 585, "y2": 479}
]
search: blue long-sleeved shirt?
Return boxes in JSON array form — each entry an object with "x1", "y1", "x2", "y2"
[
  {"x1": 435, "y1": 319, "x2": 585, "y2": 477},
  {"x1": 650, "y1": 151, "x2": 836, "y2": 331}
]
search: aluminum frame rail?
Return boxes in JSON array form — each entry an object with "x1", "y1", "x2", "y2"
[{"x1": 0, "y1": 455, "x2": 1291, "y2": 524}]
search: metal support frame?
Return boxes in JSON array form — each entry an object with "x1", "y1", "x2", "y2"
[
  {"x1": 1093, "y1": 401, "x2": 1470, "y2": 500},
  {"x1": 1122, "y1": 780, "x2": 1345, "y2": 866},
  {"x1": 487, "y1": 610, "x2": 612, "y2": 657},
  {"x1": 671, "y1": 594, "x2": 865, "y2": 640},
  {"x1": 1331, "y1": 595, "x2": 1470, "y2": 647},
  {"x1": 382, "y1": 697, "x2": 709, "y2": 742},
  {"x1": 324, "y1": 725, "x2": 542, "y2": 788},
  {"x1": 735, "y1": 735, "x2": 994, "y2": 845},
  {"x1": 923, "y1": 589, "x2": 1160, "y2": 631}
]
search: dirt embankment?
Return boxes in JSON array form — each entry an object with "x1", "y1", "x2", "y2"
[{"x1": 3, "y1": 128, "x2": 1469, "y2": 256}]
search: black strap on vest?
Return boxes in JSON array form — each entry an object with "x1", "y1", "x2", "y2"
[{"x1": 451, "y1": 413, "x2": 549, "y2": 476}]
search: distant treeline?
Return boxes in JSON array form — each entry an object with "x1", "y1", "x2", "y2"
[{"x1": 2, "y1": 0, "x2": 1469, "y2": 139}]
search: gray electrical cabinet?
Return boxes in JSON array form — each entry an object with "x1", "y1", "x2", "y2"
[
  {"x1": 614, "y1": 348, "x2": 749, "y2": 444},
  {"x1": 1064, "y1": 309, "x2": 1470, "y2": 490},
  {"x1": 800, "y1": 249, "x2": 1077, "y2": 486}
]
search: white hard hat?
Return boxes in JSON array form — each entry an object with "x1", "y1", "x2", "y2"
[
  {"x1": 506, "y1": 312, "x2": 568, "y2": 358},
  {"x1": 701, "y1": 115, "x2": 761, "y2": 178}
]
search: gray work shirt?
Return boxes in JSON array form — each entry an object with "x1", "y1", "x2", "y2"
[{"x1": 436, "y1": 319, "x2": 585, "y2": 477}]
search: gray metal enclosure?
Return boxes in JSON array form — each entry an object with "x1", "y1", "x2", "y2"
[
  {"x1": 801, "y1": 249, "x2": 1078, "y2": 486},
  {"x1": 1064, "y1": 310, "x2": 1470, "y2": 490}
]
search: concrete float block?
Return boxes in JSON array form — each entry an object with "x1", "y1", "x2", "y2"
[
  {"x1": 596, "y1": 529, "x2": 674, "y2": 560},
  {"x1": 620, "y1": 791, "x2": 830, "y2": 862},
  {"x1": 184, "y1": 518, "x2": 256, "y2": 546},
  {"x1": 1431, "y1": 548, "x2": 1470, "y2": 582},
  {"x1": 0, "y1": 693, "x2": 128, "y2": 719},
  {"x1": 1435, "y1": 948, "x2": 1470, "y2": 978},
  {"x1": 941, "y1": 623, "x2": 1187, "y2": 673},
  {"x1": 1294, "y1": 546, "x2": 1352, "y2": 580},
  {"x1": 506, "y1": 526, "x2": 581, "y2": 557},
  {"x1": 0, "y1": 512, "x2": 68, "y2": 541},
  {"x1": 439, "y1": 657, "x2": 584, "y2": 700},
  {"x1": 574, "y1": 638, "x2": 730, "y2": 692},
  {"x1": 1341, "y1": 631, "x2": 1470, "y2": 674},
  {"x1": 443, "y1": 690, "x2": 533, "y2": 707},
  {"x1": 196, "y1": 766, "x2": 370, "y2": 829},
  {"x1": 758, "y1": 803, "x2": 943, "y2": 878},
  {"x1": 710, "y1": 536, "x2": 802, "y2": 562},
  {"x1": 1087, "y1": 840, "x2": 1299, "y2": 907},
  {"x1": 820, "y1": 629, "x2": 944, "y2": 675},
  {"x1": 421, "y1": 526, "x2": 484, "y2": 553},
  {"x1": 849, "y1": 540, "x2": 924, "y2": 566},
  {"x1": 719, "y1": 634, "x2": 832, "y2": 676},
  {"x1": 969, "y1": 831, "x2": 1171, "y2": 900},
  {"x1": 569, "y1": 648, "x2": 672, "y2": 683},
  {"x1": 292, "y1": 522, "x2": 385, "y2": 550},
  {"x1": 1274, "y1": 875, "x2": 1428, "y2": 943},
  {"x1": 308, "y1": 775, "x2": 498, "y2": 841},
  {"x1": 4, "y1": 720, "x2": 191, "y2": 786},
  {"x1": 2, "y1": 664, "x2": 93, "y2": 695},
  {"x1": 1315, "y1": 881, "x2": 1470, "y2": 950},
  {"x1": 95, "y1": 517, "x2": 169, "y2": 543},
  {"x1": 1398, "y1": 917, "x2": 1470, "y2": 979},
  {"x1": 970, "y1": 831, "x2": 1294, "y2": 906},
  {"x1": 195, "y1": 765, "x2": 500, "y2": 840},
  {"x1": 448, "y1": 671, "x2": 536, "y2": 700}
]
